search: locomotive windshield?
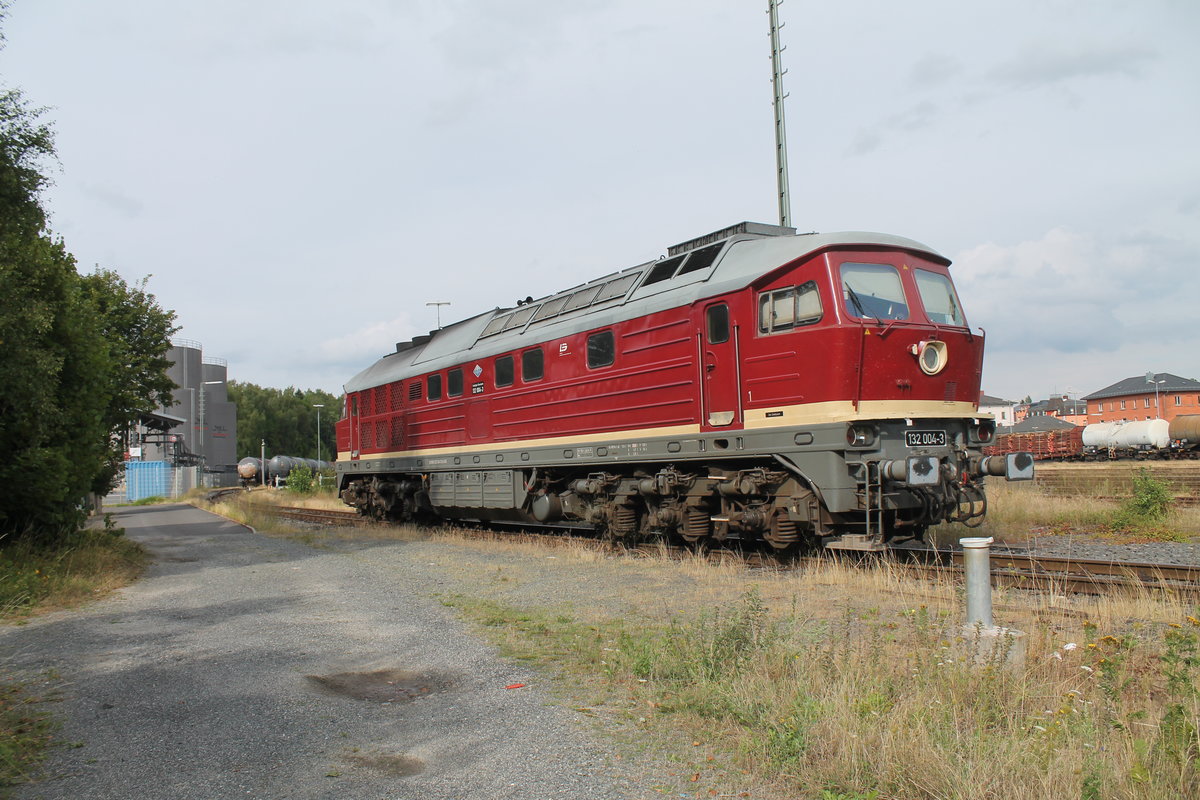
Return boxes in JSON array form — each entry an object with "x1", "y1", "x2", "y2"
[
  {"x1": 840, "y1": 263, "x2": 908, "y2": 321},
  {"x1": 914, "y1": 269, "x2": 967, "y2": 326}
]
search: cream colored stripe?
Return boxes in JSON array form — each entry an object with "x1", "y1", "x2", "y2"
[
  {"x1": 337, "y1": 399, "x2": 982, "y2": 464},
  {"x1": 742, "y1": 400, "x2": 980, "y2": 429},
  {"x1": 339, "y1": 422, "x2": 703, "y2": 462}
]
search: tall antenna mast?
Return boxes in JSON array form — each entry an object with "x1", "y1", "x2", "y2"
[{"x1": 767, "y1": 0, "x2": 792, "y2": 227}]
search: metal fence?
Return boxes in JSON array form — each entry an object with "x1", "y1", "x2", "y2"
[{"x1": 123, "y1": 462, "x2": 202, "y2": 502}]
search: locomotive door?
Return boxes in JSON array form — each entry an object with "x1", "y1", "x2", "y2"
[
  {"x1": 349, "y1": 395, "x2": 360, "y2": 459},
  {"x1": 700, "y1": 302, "x2": 739, "y2": 428}
]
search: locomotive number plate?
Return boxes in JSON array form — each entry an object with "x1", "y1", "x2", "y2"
[{"x1": 905, "y1": 430, "x2": 946, "y2": 448}]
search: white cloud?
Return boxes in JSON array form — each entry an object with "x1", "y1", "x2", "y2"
[
  {"x1": 954, "y1": 228, "x2": 1200, "y2": 398},
  {"x1": 985, "y1": 42, "x2": 1157, "y2": 91},
  {"x1": 316, "y1": 315, "x2": 418, "y2": 372}
]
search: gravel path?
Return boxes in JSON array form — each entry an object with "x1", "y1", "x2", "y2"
[{"x1": 1, "y1": 504, "x2": 653, "y2": 800}]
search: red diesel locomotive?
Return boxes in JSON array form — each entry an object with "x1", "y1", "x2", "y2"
[{"x1": 335, "y1": 221, "x2": 1033, "y2": 551}]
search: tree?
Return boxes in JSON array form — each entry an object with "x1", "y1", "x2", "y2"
[
  {"x1": 0, "y1": 89, "x2": 110, "y2": 538},
  {"x1": 0, "y1": 36, "x2": 178, "y2": 540},
  {"x1": 227, "y1": 382, "x2": 341, "y2": 461},
  {"x1": 79, "y1": 269, "x2": 178, "y2": 492}
]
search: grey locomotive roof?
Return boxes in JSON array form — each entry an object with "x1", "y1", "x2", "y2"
[
  {"x1": 1083, "y1": 372, "x2": 1200, "y2": 401},
  {"x1": 344, "y1": 227, "x2": 946, "y2": 393}
]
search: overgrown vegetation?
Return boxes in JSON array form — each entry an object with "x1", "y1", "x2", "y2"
[
  {"x1": 0, "y1": 521, "x2": 147, "y2": 619},
  {"x1": 446, "y1": 588, "x2": 1200, "y2": 799},
  {"x1": 0, "y1": 674, "x2": 56, "y2": 796},
  {"x1": 1110, "y1": 468, "x2": 1177, "y2": 534}
]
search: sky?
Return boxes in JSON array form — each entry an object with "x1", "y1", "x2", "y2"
[{"x1": 2, "y1": 0, "x2": 1198, "y2": 403}]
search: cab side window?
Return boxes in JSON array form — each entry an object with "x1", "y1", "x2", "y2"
[
  {"x1": 706, "y1": 304, "x2": 730, "y2": 344},
  {"x1": 758, "y1": 281, "x2": 822, "y2": 333}
]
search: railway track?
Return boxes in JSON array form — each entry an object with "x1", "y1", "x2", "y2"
[
  {"x1": 910, "y1": 547, "x2": 1200, "y2": 599},
  {"x1": 240, "y1": 501, "x2": 1200, "y2": 600},
  {"x1": 270, "y1": 505, "x2": 372, "y2": 526},
  {"x1": 1032, "y1": 463, "x2": 1200, "y2": 500}
]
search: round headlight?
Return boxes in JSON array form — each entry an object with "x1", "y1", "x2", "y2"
[
  {"x1": 846, "y1": 424, "x2": 877, "y2": 447},
  {"x1": 915, "y1": 340, "x2": 948, "y2": 375}
]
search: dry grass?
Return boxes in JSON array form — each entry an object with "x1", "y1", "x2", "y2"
[
  {"x1": 0, "y1": 522, "x2": 147, "y2": 621},
  {"x1": 929, "y1": 479, "x2": 1200, "y2": 547},
  {"x1": 445, "y1": 551, "x2": 1199, "y2": 799}
]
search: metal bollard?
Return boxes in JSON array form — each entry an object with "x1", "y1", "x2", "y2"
[{"x1": 960, "y1": 536, "x2": 994, "y2": 628}]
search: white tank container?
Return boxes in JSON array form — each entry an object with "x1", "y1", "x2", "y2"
[
  {"x1": 1081, "y1": 422, "x2": 1120, "y2": 448},
  {"x1": 1085, "y1": 419, "x2": 1169, "y2": 449}
]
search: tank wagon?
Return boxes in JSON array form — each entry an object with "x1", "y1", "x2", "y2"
[
  {"x1": 237, "y1": 456, "x2": 331, "y2": 487},
  {"x1": 335, "y1": 222, "x2": 1033, "y2": 551}
]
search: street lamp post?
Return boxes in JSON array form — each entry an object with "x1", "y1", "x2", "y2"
[
  {"x1": 1146, "y1": 372, "x2": 1166, "y2": 419},
  {"x1": 313, "y1": 404, "x2": 325, "y2": 464}
]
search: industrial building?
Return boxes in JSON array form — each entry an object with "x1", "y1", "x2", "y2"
[{"x1": 123, "y1": 339, "x2": 239, "y2": 498}]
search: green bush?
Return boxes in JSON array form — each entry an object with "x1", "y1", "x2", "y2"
[
  {"x1": 286, "y1": 466, "x2": 314, "y2": 495},
  {"x1": 1112, "y1": 468, "x2": 1175, "y2": 531}
]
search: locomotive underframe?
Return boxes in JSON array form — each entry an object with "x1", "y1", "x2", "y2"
[{"x1": 337, "y1": 418, "x2": 1023, "y2": 550}]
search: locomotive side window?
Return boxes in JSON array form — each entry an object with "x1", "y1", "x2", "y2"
[
  {"x1": 447, "y1": 368, "x2": 463, "y2": 397},
  {"x1": 706, "y1": 304, "x2": 730, "y2": 344},
  {"x1": 587, "y1": 330, "x2": 615, "y2": 368},
  {"x1": 758, "y1": 281, "x2": 822, "y2": 333},
  {"x1": 914, "y1": 269, "x2": 967, "y2": 326},
  {"x1": 427, "y1": 374, "x2": 443, "y2": 401},
  {"x1": 495, "y1": 355, "x2": 514, "y2": 387},
  {"x1": 522, "y1": 347, "x2": 544, "y2": 382},
  {"x1": 841, "y1": 263, "x2": 908, "y2": 321}
]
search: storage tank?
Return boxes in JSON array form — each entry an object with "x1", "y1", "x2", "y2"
[{"x1": 1169, "y1": 415, "x2": 1200, "y2": 442}]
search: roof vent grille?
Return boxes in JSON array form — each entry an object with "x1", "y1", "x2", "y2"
[{"x1": 668, "y1": 221, "x2": 796, "y2": 256}]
